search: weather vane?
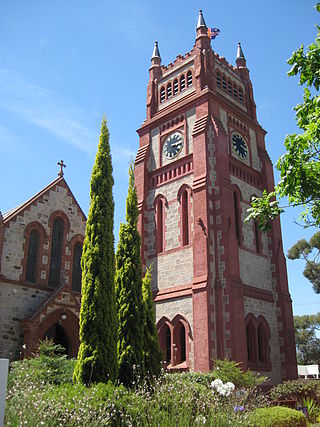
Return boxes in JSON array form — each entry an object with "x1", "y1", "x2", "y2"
[{"x1": 57, "y1": 160, "x2": 66, "y2": 177}]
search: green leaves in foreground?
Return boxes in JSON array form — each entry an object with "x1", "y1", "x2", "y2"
[{"x1": 246, "y1": 6, "x2": 320, "y2": 230}]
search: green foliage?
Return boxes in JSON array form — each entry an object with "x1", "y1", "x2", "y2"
[
  {"x1": 298, "y1": 396, "x2": 320, "y2": 423},
  {"x1": 248, "y1": 406, "x2": 307, "y2": 427},
  {"x1": 115, "y1": 163, "x2": 144, "y2": 386},
  {"x1": 270, "y1": 379, "x2": 320, "y2": 402},
  {"x1": 142, "y1": 266, "x2": 162, "y2": 378},
  {"x1": 246, "y1": 6, "x2": 320, "y2": 231},
  {"x1": 288, "y1": 232, "x2": 320, "y2": 293},
  {"x1": 212, "y1": 359, "x2": 267, "y2": 389},
  {"x1": 73, "y1": 116, "x2": 117, "y2": 385},
  {"x1": 6, "y1": 365, "x2": 268, "y2": 426},
  {"x1": 8, "y1": 339, "x2": 75, "y2": 389},
  {"x1": 294, "y1": 313, "x2": 320, "y2": 365}
]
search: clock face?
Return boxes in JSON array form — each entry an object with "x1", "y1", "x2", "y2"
[
  {"x1": 163, "y1": 132, "x2": 184, "y2": 159},
  {"x1": 232, "y1": 133, "x2": 248, "y2": 159}
]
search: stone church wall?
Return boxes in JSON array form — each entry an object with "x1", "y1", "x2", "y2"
[{"x1": 0, "y1": 281, "x2": 50, "y2": 359}]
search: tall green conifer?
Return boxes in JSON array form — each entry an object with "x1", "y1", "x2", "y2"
[
  {"x1": 73, "y1": 117, "x2": 117, "y2": 384},
  {"x1": 142, "y1": 267, "x2": 162, "y2": 377},
  {"x1": 115, "y1": 163, "x2": 144, "y2": 386}
]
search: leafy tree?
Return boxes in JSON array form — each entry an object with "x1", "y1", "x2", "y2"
[
  {"x1": 142, "y1": 266, "x2": 162, "y2": 378},
  {"x1": 288, "y1": 231, "x2": 320, "y2": 293},
  {"x1": 246, "y1": 4, "x2": 320, "y2": 232},
  {"x1": 294, "y1": 313, "x2": 320, "y2": 365},
  {"x1": 73, "y1": 116, "x2": 117, "y2": 384},
  {"x1": 115, "y1": 163, "x2": 144, "y2": 386}
]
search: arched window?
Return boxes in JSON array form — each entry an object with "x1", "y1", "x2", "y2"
[
  {"x1": 173, "y1": 78, "x2": 179, "y2": 95},
  {"x1": 160, "y1": 86, "x2": 165, "y2": 103},
  {"x1": 187, "y1": 70, "x2": 193, "y2": 87},
  {"x1": 156, "y1": 199, "x2": 164, "y2": 253},
  {"x1": 180, "y1": 324, "x2": 186, "y2": 362},
  {"x1": 239, "y1": 88, "x2": 243, "y2": 104},
  {"x1": 246, "y1": 321, "x2": 256, "y2": 363},
  {"x1": 233, "y1": 86, "x2": 238, "y2": 99},
  {"x1": 216, "y1": 72, "x2": 221, "y2": 88},
  {"x1": 166, "y1": 82, "x2": 172, "y2": 99},
  {"x1": 254, "y1": 220, "x2": 261, "y2": 253},
  {"x1": 48, "y1": 217, "x2": 64, "y2": 288},
  {"x1": 182, "y1": 190, "x2": 189, "y2": 246},
  {"x1": 72, "y1": 243, "x2": 82, "y2": 292},
  {"x1": 166, "y1": 326, "x2": 171, "y2": 363},
  {"x1": 233, "y1": 191, "x2": 241, "y2": 245},
  {"x1": 228, "y1": 80, "x2": 232, "y2": 95},
  {"x1": 25, "y1": 229, "x2": 39, "y2": 283},
  {"x1": 222, "y1": 77, "x2": 227, "y2": 92},
  {"x1": 180, "y1": 74, "x2": 186, "y2": 91},
  {"x1": 258, "y1": 323, "x2": 267, "y2": 363}
]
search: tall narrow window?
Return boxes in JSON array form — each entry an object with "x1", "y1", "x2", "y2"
[
  {"x1": 180, "y1": 74, "x2": 185, "y2": 91},
  {"x1": 160, "y1": 86, "x2": 165, "y2": 102},
  {"x1": 167, "y1": 82, "x2": 172, "y2": 99},
  {"x1": 233, "y1": 86, "x2": 238, "y2": 99},
  {"x1": 187, "y1": 70, "x2": 192, "y2": 87},
  {"x1": 166, "y1": 326, "x2": 171, "y2": 363},
  {"x1": 173, "y1": 79, "x2": 179, "y2": 95},
  {"x1": 26, "y1": 230, "x2": 39, "y2": 283},
  {"x1": 48, "y1": 217, "x2": 64, "y2": 288},
  {"x1": 222, "y1": 77, "x2": 227, "y2": 92},
  {"x1": 254, "y1": 220, "x2": 261, "y2": 253},
  {"x1": 239, "y1": 88, "x2": 243, "y2": 104},
  {"x1": 233, "y1": 192, "x2": 241, "y2": 245},
  {"x1": 228, "y1": 80, "x2": 232, "y2": 95},
  {"x1": 156, "y1": 199, "x2": 164, "y2": 253},
  {"x1": 180, "y1": 324, "x2": 186, "y2": 362},
  {"x1": 216, "y1": 72, "x2": 221, "y2": 87},
  {"x1": 182, "y1": 190, "x2": 189, "y2": 246},
  {"x1": 246, "y1": 322, "x2": 256, "y2": 363},
  {"x1": 72, "y1": 243, "x2": 82, "y2": 292},
  {"x1": 258, "y1": 324, "x2": 267, "y2": 363}
]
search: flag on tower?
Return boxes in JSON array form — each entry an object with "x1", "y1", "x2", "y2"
[{"x1": 207, "y1": 27, "x2": 220, "y2": 40}]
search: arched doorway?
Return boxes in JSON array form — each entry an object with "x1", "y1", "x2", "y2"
[{"x1": 43, "y1": 323, "x2": 70, "y2": 355}]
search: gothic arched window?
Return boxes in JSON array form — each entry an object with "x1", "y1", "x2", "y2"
[
  {"x1": 173, "y1": 78, "x2": 179, "y2": 95},
  {"x1": 155, "y1": 198, "x2": 165, "y2": 253},
  {"x1": 48, "y1": 217, "x2": 64, "y2": 288},
  {"x1": 233, "y1": 191, "x2": 241, "y2": 245},
  {"x1": 246, "y1": 320, "x2": 256, "y2": 363},
  {"x1": 179, "y1": 323, "x2": 186, "y2": 363},
  {"x1": 167, "y1": 82, "x2": 172, "y2": 99},
  {"x1": 160, "y1": 86, "x2": 165, "y2": 102},
  {"x1": 187, "y1": 70, "x2": 193, "y2": 87},
  {"x1": 182, "y1": 190, "x2": 189, "y2": 246},
  {"x1": 26, "y1": 229, "x2": 39, "y2": 283},
  {"x1": 180, "y1": 74, "x2": 186, "y2": 91},
  {"x1": 166, "y1": 326, "x2": 171, "y2": 363},
  {"x1": 72, "y1": 242, "x2": 82, "y2": 292}
]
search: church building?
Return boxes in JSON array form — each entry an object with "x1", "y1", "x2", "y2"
[
  {"x1": 134, "y1": 10, "x2": 297, "y2": 383},
  {"x1": 0, "y1": 165, "x2": 86, "y2": 359}
]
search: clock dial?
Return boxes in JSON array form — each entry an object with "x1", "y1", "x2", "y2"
[
  {"x1": 163, "y1": 132, "x2": 184, "y2": 159},
  {"x1": 232, "y1": 133, "x2": 248, "y2": 159}
]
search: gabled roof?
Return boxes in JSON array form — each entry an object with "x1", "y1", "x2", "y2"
[{"x1": 3, "y1": 176, "x2": 87, "y2": 224}]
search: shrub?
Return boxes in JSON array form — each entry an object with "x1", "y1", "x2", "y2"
[
  {"x1": 212, "y1": 359, "x2": 268, "y2": 389},
  {"x1": 249, "y1": 406, "x2": 307, "y2": 427},
  {"x1": 297, "y1": 396, "x2": 320, "y2": 423},
  {"x1": 270, "y1": 379, "x2": 320, "y2": 402}
]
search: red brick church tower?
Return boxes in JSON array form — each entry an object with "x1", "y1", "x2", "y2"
[{"x1": 134, "y1": 11, "x2": 297, "y2": 383}]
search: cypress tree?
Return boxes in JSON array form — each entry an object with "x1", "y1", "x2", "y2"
[
  {"x1": 115, "y1": 163, "x2": 144, "y2": 386},
  {"x1": 73, "y1": 116, "x2": 117, "y2": 384},
  {"x1": 142, "y1": 266, "x2": 162, "y2": 377}
]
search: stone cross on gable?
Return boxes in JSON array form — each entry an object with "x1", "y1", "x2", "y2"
[{"x1": 57, "y1": 160, "x2": 66, "y2": 177}]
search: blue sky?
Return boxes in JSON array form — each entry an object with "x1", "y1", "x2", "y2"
[{"x1": 0, "y1": 1, "x2": 319, "y2": 316}]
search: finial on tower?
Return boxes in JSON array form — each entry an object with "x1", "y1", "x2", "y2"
[
  {"x1": 236, "y1": 42, "x2": 245, "y2": 60},
  {"x1": 151, "y1": 41, "x2": 161, "y2": 60},
  {"x1": 57, "y1": 160, "x2": 66, "y2": 177},
  {"x1": 197, "y1": 10, "x2": 207, "y2": 29}
]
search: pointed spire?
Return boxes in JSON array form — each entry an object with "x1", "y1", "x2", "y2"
[
  {"x1": 236, "y1": 42, "x2": 245, "y2": 60},
  {"x1": 197, "y1": 10, "x2": 207, "y2": 29},
  {"x1": 151, "y1": 41, "x2": 161, "y2": 60}
]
